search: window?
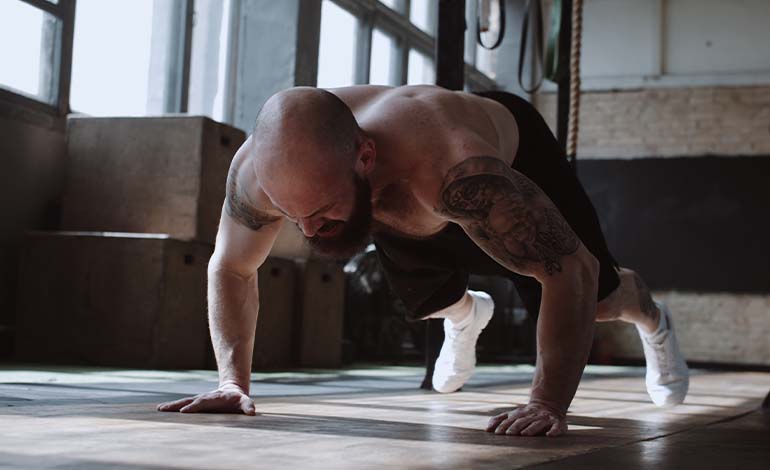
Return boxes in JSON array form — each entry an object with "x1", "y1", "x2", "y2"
[
  {"x1": 410, "y1": 0, "x2": 436, "y2": 34},
  {"x1": 188, "y1": 0, "x2": 233, "y2": 122},
  {"x1": 317, "y1": 0, "x2": 357, "y2": 88},
  {"x1": 70, "y1": 0, "x2": 155, "y2": 116},
  {"x1": 370, "y1": 29, "x2": 396, "y2": 85},
  {"x1": 0, "y1": 0, "x2": 63, "y2": 106},
  {"x1": 407, "y1": 50, "x2": 435, "y2": 85},
  {"x1": 318, "y1": 0, "x2": 496, "y2": 90},
  {"x1": 379, "y1": 0, "x2": 400, "y2": 11}
]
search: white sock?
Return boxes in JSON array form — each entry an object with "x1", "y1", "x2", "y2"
[{"x1": 446, "y1": 298, "x2": 475, "y2": 330}]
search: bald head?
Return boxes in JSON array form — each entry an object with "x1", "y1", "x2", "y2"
[{"x1": 252, "y1": 87, "x2": 360, "y2": 175}]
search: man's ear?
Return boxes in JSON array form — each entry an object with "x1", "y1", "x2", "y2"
[{"x1": 355, "y1": 136, "x2": 376, "y2": 175}]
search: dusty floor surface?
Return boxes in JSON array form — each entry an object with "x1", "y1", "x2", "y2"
[{"x1": 0, "y1": 364, "x2": 768, "y2": 469}]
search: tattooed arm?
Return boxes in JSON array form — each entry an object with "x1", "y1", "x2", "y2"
[
  {"x1": 159, "y1": 140, "x2": 283, "y2": 415},
  {"x1": 435, "y1": 156, "x2": 599, "y2": 436}
]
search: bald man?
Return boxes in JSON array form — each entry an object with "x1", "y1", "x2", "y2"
[{"x1": 158, "y1": 85, "x2": 689, "y2": 437}]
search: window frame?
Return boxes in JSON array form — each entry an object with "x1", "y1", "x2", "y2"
[
  {"x1": 0, "y1": 0, "x2": 75, "y2": 117},
  {"x1": 329, "y1": 0, "x2": 497, "y2": 90},
  {"x1": 1, "y1": 0, "x2": 203, "y2": 120}
]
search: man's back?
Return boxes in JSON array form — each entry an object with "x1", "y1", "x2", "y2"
[{"x1": 327, "y1": 85, "x2": 521, "y2": 237}]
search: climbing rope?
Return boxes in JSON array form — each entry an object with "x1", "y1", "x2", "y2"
[{"x1": 566, "y1": 0, "x2": 583, "y2": 163}]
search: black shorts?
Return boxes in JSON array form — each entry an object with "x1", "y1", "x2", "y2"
[{"x1": 371, "y1": 91, "x2": 620, "y2": 322}]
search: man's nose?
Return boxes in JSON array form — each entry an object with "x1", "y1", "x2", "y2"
[{"x1": 297, "y1": 218, "x2": 323, "y2": 237}]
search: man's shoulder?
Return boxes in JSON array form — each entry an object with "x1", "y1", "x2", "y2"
[{"x1": 226, "y1": 137, "x2": 282, "y2": 218}]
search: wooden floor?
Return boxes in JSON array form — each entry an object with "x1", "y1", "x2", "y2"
[{"x1": 0, "y1": 363, "x2": 768, "y2": 469}]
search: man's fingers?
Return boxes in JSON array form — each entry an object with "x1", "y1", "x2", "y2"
[
  {"x1": 486, "y1": 414, "x2": 507, "y2": 431},
  {"x1": 506, "y1": 416, "x2": 538, "y2": 435},
  {"x1": 520, "y1": 419, "x2": 551, "y2": 436},
  {"x1": 157, "y1": 397, "x2": 195, "y2": 412},
  {"x1": 240, "y1": 396, "x2": 256, "y2": 416},
  {"x1": 486, "y1": 408, "x2": 523, "y2": 432},
  {"x1": 494, "y1": 416, "x2": 520, "y2": 434},
  {"x1": 545, "y1": 420, "x2": 566, "y2": 437},
  {"x1": 179, "y1": 398, "x2": 206, "y2": 413}
]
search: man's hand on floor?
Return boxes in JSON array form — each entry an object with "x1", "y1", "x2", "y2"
[
  {"x1": 156, "y1": 383, "x2": 256, "y2": 415},
  {"x1": 485, "y1": 402, "x2": 567, "y2": 437}
]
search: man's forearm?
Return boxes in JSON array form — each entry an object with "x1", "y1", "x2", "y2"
[
  {"x1": 207, "y1": 266, "x2": 259, "y2": 393},
  {"x1": 529, "y1": 262, "x2": 598, "y2": 415}
]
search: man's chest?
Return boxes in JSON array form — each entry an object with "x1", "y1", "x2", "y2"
[{"x1": 372, "y1": 182, "x2": 448, "y2": 238}]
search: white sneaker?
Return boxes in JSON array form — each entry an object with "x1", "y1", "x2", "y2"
[
  {"x1": 432, "y1": 290, "x2": 495, "y2": 393},
  {"x1": 637, "y1": 301, "x2": 689, "y2": 407}
]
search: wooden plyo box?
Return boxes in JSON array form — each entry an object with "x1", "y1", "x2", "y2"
[
  {"x1": 251, "y1": 257, "x2": 297, "y2": 370},
  {"x1": 297, "y1": 259, "x2": 346, "y2": 368},
  {"x1": 61, "y1": 116, "x2": 245, "y2": 244},
  {"x1": 15, "y1": 231, "x2": 213, "y2": 369}
]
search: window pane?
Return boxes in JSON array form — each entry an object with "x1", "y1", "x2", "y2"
[
  {"x1": 379, "y1": 0, "x2": 399, "y2": 10},
  {"x1": 410, "y1": 0, "x2": 436, "y2": 34},
  {"x1": 370, "y1": 29, "x2": 395, "y2": 85},
  {"x1": 0, "y1": 1, "x2": 59, "y2": 104},
  {"x1": 317, "y1": 0, "x2": 357, "y2": 88},
  {"x1": 475, "y1": 47, "x2": 498, "y2": 80},
  {"x1": 71, "y1": 0, "x2": 155, "y2": 116},
  {"x1": 380, "y1": 0, "x2": 403, "y2": 13},
  {"x1": 189, "y1": 0, "x2": 232, "y2": 122},
  {"x1": 407, "y1": 49, "x2": 435, "y2": 85}
]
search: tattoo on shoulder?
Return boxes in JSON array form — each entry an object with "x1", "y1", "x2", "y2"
[
  {"x1": 438, "y1": 156, "x2": 579, "y2": 275},
  {"x1": 225, "y1": 166, "x2": 280, "y2": 231}
]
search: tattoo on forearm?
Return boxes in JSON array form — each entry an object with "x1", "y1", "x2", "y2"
[
  {"x1": 225, "y1": 167, "x2": 280, "y2": 231},
  {"x1": 438, "y1": 156, "x2": 579, "y2": 275}
]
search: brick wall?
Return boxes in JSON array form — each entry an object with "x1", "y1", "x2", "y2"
[
  {"x1": 534, "y1": 85, "x2": 770, "y2": 158},
  {"x1": 595, "y1": 291, "x2": 770, "y2": 367}
]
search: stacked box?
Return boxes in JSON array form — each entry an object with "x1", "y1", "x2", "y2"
[
  {"x1": 17, "y1": 116, "x2": 346, "y2": 370},
  {"x1": 298, "y1": 259, "x2": 346, "y2": 367},
  {"x1": 15, "y1": 232, "x2": 212, "y2": 369},
  {"x1": 62, "y1": 116, "x2": 245, "y2": 244},
  {"x1": 251, "y1": 257, "x2": 297, "y2": 369}
]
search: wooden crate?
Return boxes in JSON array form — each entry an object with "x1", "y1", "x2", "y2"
[
  {"x1": 15, "y1": 231, "x2": 213, "y2": 369},
  {"x1": 61, "y1": 116, "x2": 245, "y2": 244},
  {"x1": 297, "y1": 259, "x2": 346, "y2": 367},
  {"x1": 251, "y1": 257, "x2": 297, "y2": 369}
]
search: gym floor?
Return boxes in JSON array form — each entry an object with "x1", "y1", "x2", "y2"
[{"x1": 1, "y1": 364, "x2": 768, "y2": 469}]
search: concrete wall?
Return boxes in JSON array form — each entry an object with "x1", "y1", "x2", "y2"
[
  {"x1": 526, "y1": 1, "x2": 770, "y2": 366},
  {"x1": 0, "y1": 99, "x2": 67, "y2": 357}
]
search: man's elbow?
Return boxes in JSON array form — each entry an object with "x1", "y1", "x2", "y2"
[
  {"x1": 577, "y1": 248, "x2": 600, "y2": 289},
  {"x1": 207, "y1": 256, "x2": 258, "y2": 282},
  {"x1": 543, "y1": 246, "x2": 600, "y2": 314}
]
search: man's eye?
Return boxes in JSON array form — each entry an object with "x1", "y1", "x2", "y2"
[{"x1": 318, "y1": 221, "x2": 341, "y2": 234}]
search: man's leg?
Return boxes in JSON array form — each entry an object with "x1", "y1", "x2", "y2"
[
  {"x1": 596, "y1": 268, "x2": 659, "y2": 332},
  {"x1": 597, "y1": 268, "x2": 689, "y2": 406},
  {"x1": 426, "y1": 290, "x2": 495, "y2": 393}
]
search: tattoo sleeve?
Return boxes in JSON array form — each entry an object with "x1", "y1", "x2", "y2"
[
  {"x1": 437, "y1": 156, "x2": 579, "y2": 276},
  {"x1": 225, "y1": 166, "x2": 280, "y2": 231}
]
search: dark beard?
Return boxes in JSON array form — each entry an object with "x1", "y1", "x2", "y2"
[{"x1": 307, "y1": 175, "x2": 373, "y2": 260}]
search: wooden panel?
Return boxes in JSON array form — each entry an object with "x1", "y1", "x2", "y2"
[
  {"x1": 15, "y1": 232, "x2": 212, "y2": 368},
  {"x1": 197, "y1": 119, "x2": 246, "y2": 244},
  {"x1": 298, "y1": 259, "x2": 346, "y2": 367},
  {"x1": 61, "y1": 116, "x2": 245, "y2": 243},
  {"x1": 253, "y1": 257, "x2": 297, "y2": 369}
]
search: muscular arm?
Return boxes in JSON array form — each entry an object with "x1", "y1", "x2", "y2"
[
  {"x1": 211, "y1": 165, "x2": 281, "y2": 390},
  {"x1": 436, "y1": 156, "x2": 599, "y2": 427},
  {"x1": 159, "y1": 146, "x2": 282, "y2": 414}
]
